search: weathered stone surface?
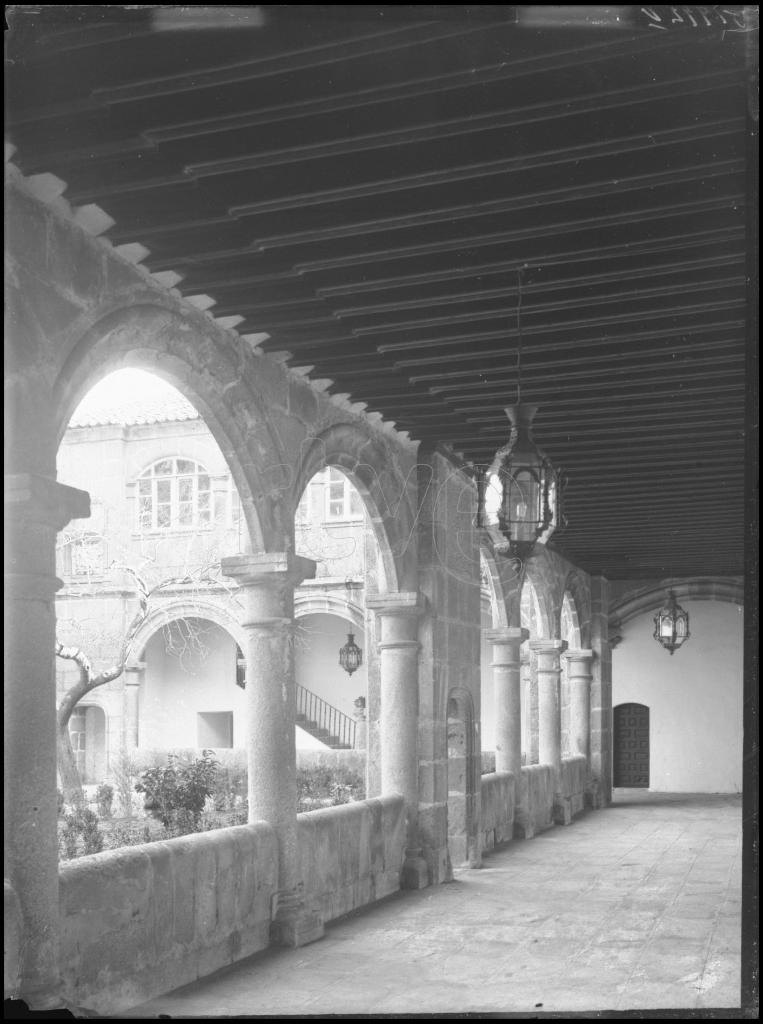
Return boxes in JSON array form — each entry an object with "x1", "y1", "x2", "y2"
[
  {"x1": 58, "y1": 823, "x2": 278, "y2": 1014},
  {"x1": 297, "y1": 796, "x2": 405, "y2": 923}
]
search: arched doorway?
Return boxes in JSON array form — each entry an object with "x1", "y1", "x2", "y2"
[
  {"x1": 140, "y1": 617, "x2": 244, "y2": 750},
  {"x1": 613, "y1": 703, "x2": 650, "y2": 788}
]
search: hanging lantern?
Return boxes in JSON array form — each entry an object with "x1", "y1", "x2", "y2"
[
  {"x1": 480, "y1": 403, "x2": 560, "y2": 561},
  {"x1": 339, "y1": 632, "x2": 363, "y2": 676},
  {"x1": 653, "y1": 590, "x2": 690, "y2": 655}
]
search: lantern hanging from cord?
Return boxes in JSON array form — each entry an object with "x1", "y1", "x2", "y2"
[
  {"x1": 339, "y1": 632, "x2": 363, "y2": 676},
  {"x1": 653, "y1": 590, "x2": 690, "y2": 655},
  {"x1": 478, "y1": 266, "x2": 561, "y2": 561}
]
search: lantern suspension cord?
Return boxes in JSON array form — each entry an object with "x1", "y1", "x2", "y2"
[{"x1": 516, "y1": 265, "x2": 527, "y2": 404}]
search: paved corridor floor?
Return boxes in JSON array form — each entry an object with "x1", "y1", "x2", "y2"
[{"x1": 128, "y1": 792, "x2": 743, "y2": 1017}]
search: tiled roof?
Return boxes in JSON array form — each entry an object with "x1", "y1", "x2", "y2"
[{"x1": 68, "y1": 373, "x2": 200, "y2": 428}]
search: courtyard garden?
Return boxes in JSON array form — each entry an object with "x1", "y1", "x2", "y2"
[{"x1": 58, "y1": 750, "x2": 366, "y2": 860}]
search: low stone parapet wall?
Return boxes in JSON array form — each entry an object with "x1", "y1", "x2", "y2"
[
  {"x1": 561, "y1": 755, "x2": 588, "y2": 818},
  {"x1": 522, "y1": 763, "x2": 556, "y2": 833},
  {"x1": 478, "y1": 772, "x2": 515, "y2": 852},
  {"x1": 58, "y1": 822, "x2": 278, "y2": 1014},
  {"x1": 297, "y1": 795, "x2": 405, "y2": 922}
]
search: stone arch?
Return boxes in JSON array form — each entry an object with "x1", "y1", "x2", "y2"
[
  {"x1": 609, "y1": 576, "x2": 743, "y2": 637},
  {"x1": 132, "y1": 594, "x2": 248, "y2": 662},
  {"x1": 479, "y1": 544, "x2": 510, "y2": 629},
  {"x1": 51, "y1": 302, "x2": 290, "y2": 553},
  {"x1": 294, "y1": 592, "x2": 365, "y2": 631},
  {"x1": 292, "y1": 424, "x2": 415, "y2": 594},
  {"x1": 446, "y1": 686, "x2": 480, "y2": 869},
  {"x1": 561, "y1": 570, "x2": 591, "y2": 650}
]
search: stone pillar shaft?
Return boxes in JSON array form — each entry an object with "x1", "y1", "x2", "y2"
[
  {"x1": 530, "y1": 640, "x2": 568, "y2": 775},
  {"x1": 487, "y1": 628, "x2": 529, "y2": 778},
  {"x1": 4, "y1": 474, "x2": 90, "y2": 1006},
  {"x1": 367, "y1": 592, "x2": 428, "y2": 889},
  {"x1": 565, "y1": 649, "x2": 594, "y2": 759},
  {"x1": 123, "y1": 662, "x2": 144, "y2": 750},
  {"x1": 221, "y1": 553, "x2": 323, "y2": 947}
]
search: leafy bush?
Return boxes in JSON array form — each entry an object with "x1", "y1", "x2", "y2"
[
  {"x1": 297, "y1": 764, "x2": 364, "y2": 812},
  {"x1": 59, "y1": 807, "x2": 104, "y2": 859},
  {"x1": 107, "y1": 821, "x2": 154, "y2": 849},
  {"x1": 135, "y1": 750, "x2": 219, "y2": 834},
  {"x1": 96, "y1": 783, "x2": 114, "y2": 818},
  {"x1": 210, "y1": 761, "x2": 248, "y2": 812}
]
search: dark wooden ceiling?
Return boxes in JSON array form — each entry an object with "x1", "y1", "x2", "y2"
[{"x1": 5, "y1": 5, "x2": 756, "y2": 579}]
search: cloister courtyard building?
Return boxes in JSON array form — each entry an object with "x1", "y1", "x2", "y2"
[{"x1": 4, "y1": 6, "x2": 757, "y2": 1017}]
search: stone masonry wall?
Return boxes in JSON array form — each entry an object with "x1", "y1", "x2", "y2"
[
  {"x1": 479, "y1": 772, "x2": 515, "y2": 853},
  {"x1": 58, "y1": 823, "x2": 278, "y2": 1014},
  {"x1": 416, "y1": 449, "x2": 482, "y2": 881},
  {"x1": 522, "y1": 764, "x2": 556, "y2": 834},
  {"x1": 297, "y1": 795, "x2": 406, "y2": 923},
  {"x1": 560, "y1": 755, "x2": 588, "y2": 819}
]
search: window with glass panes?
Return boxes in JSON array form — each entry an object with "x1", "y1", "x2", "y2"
[
  {"x1": 325, "y1": 467, "x2": 363, "y2": 520},
  {"x1": 137, "y1": 458, "x2": 212, "y2": 530}
]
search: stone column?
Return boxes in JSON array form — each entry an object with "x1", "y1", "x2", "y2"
[
  {"x1": 530, "y1": 639, "x2": 570, "y2": 823},
  {"x1": 221, "y1": 552, "x2": 323, "y2": 947},
  {"x1": 487, "y1": 628, "x2": 529, "y2": 778},
  {"x1": 366, "y1": 592, "x2": 428, "y2": 889},
  {"x1": 531, "y1": 640, "x2": 567, "y2": 774},
  {"x1": 123, "y1": 661, "x2": 144, "y2": 750},
  {"x1": 590, "y1": 576, "x2": 612, "y2": 807},
  {"x1": 488, "y1": 627, "x2": 530, "y2": 839},
  {"x1": 352, "y1": 697, "x2": 367, "y2": 752},
  {"x1": 5, "y1": 473, "x2": 90, "y2": 1007},
  {"x1": 564, "y1": 649, "x2": 594, "y2": 760}
]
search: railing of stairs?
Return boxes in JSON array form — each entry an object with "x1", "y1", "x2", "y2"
[{"x1": 296, "y1": 684, "x2": 356, "y2": 749}]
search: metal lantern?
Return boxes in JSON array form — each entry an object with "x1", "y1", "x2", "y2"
[
  {"x1": 339, "y1": 632, "x2": 363, "y2": 676},
  {"x1": 481, "y1": 403, "x2": 560, "y2": 560},
  {"x1": 653, "y1": 590, "x2": 690, "y2": 655}
]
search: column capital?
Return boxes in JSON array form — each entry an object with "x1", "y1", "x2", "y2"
[
  {"x1": 530, "y1": 639, "x2": 568, "y2": 656},
  {"x1": 4, "y1": 474, "x2": 90, "y2": 529},
  {"x1": 486, "y1": 627, "x2": 529, "y2": 645},
  {"x1": 221, "y1": 552, "x2": 316, "y2": 588},
  {"x1": 564, "y1": 648, "x2": 594, "y2": 662},
  {"x1": 366, "y1": 591, "x2": 427, "y2": 619}
]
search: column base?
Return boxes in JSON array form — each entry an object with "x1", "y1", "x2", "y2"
[
  {"x1": 553, "y1": 796, "x2": 572, "y2": 826},
  {"x1": 585, "y1": 779, "x2": 604, "y2": 810},
  {"x1": 269, "y1": 890, "x2": 324, "y2": 948},
  {"x1": 513, "y1": 819, "x2": 535, "y2": 840},
  {"x1": 401, "y1": 849, "x2": 429, "y2": 889}
]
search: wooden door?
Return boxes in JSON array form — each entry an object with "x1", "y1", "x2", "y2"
[{"x1": 613, "y1": 703, "x2": 650, "y2": 788}]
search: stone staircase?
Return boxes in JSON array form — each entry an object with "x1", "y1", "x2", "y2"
[{"x1": 296, "y1": 684, "x2": 356, "y2": 750}]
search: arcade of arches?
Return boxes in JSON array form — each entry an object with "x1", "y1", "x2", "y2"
[{"x1": 4, "y1": 164, "x2": 744, "y2": 1013}]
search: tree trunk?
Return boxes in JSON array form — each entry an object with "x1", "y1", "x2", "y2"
[{"x1": 57, "y1": 722, "x2": 84, "y2": 806}]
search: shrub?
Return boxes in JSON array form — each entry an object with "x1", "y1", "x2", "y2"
[
  {"x1": 296, "y1": 764, "x2": 364, "y2": 813},
  {"x1": 112, "y1": 750, "x2": 138, "y2": 817},
  {"x1": 96, "y1": 783, "x2": 114, "y2": 818},
  {"x1": 135, "y1": 750, "x2": 219, "y2": 834},
  {"x1": 59, "y1": 807, "x2": 104, "y2": 859},
  {"x1": 107, "y1": 821, "x2": 153, "y2": 850}
]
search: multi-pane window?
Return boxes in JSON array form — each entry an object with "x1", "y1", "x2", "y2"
[
  {"x1": 137, "y1": 458, "x2": 212, "y2": 531},
  {"x1": 69, "y1": 707, "x2": 87, "y2": 777},
  {"x1": 325, "y1": 468, "x2": 363, "y2": 521}
]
